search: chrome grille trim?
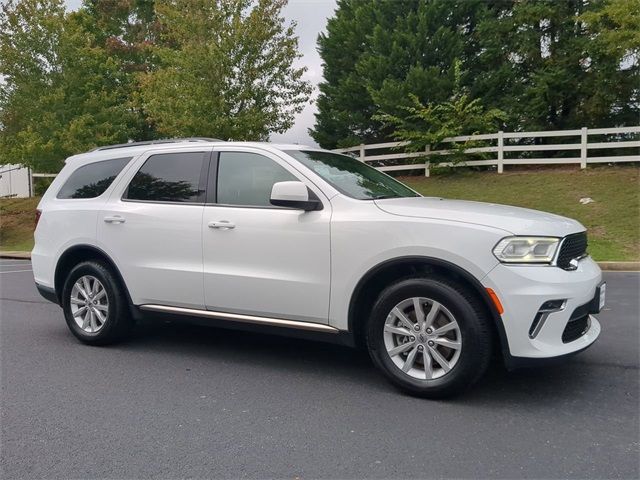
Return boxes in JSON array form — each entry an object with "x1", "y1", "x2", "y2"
[{"x1": 555, "y1": 232, "x2": 588, "y2": 270}]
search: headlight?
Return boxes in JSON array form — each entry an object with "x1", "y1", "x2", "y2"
[{"x1": 493, "y1": 236, "x2": 560, "y2": 264}]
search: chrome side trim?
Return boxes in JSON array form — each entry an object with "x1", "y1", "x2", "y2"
[{"x1": 139, "y1": 304, "x2": 339, "y2": 333}]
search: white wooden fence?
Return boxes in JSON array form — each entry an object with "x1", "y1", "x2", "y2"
[
  {"x1": 1, "y1": 126, "x2": 638, "y2": 197},
  {"x1": 332, "y1": 126, "x2": 640, "y2": 176}
]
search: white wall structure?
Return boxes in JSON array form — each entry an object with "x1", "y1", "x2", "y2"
[{"x1": 0, "y1": 164, "x2": 32, "y2": 198}]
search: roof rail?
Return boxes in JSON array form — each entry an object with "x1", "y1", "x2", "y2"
[{"x1": 92, "y1": 137, "x2": 223, "y2": 152}]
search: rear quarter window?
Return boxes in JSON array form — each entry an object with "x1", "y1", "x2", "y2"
[{"x1": 57, "y1": 157, "x2": 132, "y2": 199}]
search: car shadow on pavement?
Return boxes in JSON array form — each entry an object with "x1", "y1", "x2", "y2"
[{"x1": 124, "y1": 318, "x2": 596, "y2": 406}]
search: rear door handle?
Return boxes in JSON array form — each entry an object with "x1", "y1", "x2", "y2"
[
  {"x1": 208, "y1": 221, "x2": 235, "y2": 229},
  {"x1": 104, "y1": 215, "x2": 125, "y2": 224}
]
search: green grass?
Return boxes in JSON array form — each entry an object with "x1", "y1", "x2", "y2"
[
  {"x1": 400, "y1": 166, "x2": 639, "y2": 261},
  {"x1": 1, "y1": 166, "x2": 638, "y2": 260},
  {"x1": 0, "y1": 197, "x2": 39, "y2": 252}
]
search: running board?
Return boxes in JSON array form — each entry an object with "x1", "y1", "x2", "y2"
[{"x1": 139, "y1": 304, "x2": 339, "y2": 334}]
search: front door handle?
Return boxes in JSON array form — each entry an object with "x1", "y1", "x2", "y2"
[
  {"x1": 208, "y1": 220, "x2": 235, "y2": 229},
  {"x1": 104, "y1": 215, "x2": 125, "y2": 224}
]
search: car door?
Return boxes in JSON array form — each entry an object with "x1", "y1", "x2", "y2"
[
  {"x1": 203, "y1": 147, "x2": 331, "y2": 324},
  {"x1": 98, "y1": 148, "x2": 210, "y2": 309}
]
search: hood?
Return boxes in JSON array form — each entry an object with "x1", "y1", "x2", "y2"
[{"x1": 374, "y1": 197, "x2": 585, "y2": 237}]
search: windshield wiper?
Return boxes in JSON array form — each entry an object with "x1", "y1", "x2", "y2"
[{"x1": 371, "y1": 194, "x2": 400, "y2": 200}]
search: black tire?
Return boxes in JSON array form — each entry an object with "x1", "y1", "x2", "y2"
[
  {"x1": 366, "y1": 275, "x2": 493, "y2": 398},
  {"x1": 61, "y1": 260, "x2": 133, "y2": 345}
]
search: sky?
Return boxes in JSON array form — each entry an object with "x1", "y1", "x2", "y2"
[{"x1": 64, "y1": 0, "x2": 338, "y2": 146}]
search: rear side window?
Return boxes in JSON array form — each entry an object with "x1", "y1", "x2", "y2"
[
  {"x1": 216, "y1": 152, "x2": 297, "y2": 207},
  {"x1": 57, "y1": 157, "x2": 131, "y2": 199},
  {"x1": 124, "y1": 152, "x2": 207, "y2": 203}
]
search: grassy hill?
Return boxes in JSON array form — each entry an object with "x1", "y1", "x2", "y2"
[
  {"x1": 400, "y1": 166, "x2": 639, "y2": 261},
  {"x1": 0, "y1": 196, "x2": 40, "y2": 252},
  {"x1": 1, "y1": 166, "x2": 638, "y2": 260}
]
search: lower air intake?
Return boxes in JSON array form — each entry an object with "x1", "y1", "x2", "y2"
[{"x1": 562, "y1": 314, "x2": 590, "y2": 343}]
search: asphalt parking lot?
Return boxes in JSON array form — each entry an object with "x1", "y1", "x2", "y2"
[{"x1": 1, "y1": 259, "x2": 638, "y2": 479}]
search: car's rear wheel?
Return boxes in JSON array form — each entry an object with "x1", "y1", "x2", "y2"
[
  {"x1": 62, "y1": 260, "x2": 132, "y2": 345},
  {"x1": 366, "y1": 276, "x2": 492, "y2": 398}
]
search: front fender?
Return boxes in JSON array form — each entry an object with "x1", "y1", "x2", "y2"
[{"x1": 327, "y1": 201, "x2": 504, "y2": 331}]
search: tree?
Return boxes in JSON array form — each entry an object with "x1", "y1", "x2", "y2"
[
  {"x1": 138, "y1": 0, "x2": 312, "y2": 140},
  {"x1": 313, "y1": 0, "x2": 639, "y2": 148},
  {"x1": 580, "y1": 0, "x2": 640, "y2": 56},
  {"x1": 1, "y1": 0, "x2": 311, "y2": 171},
  {"x1": 311, "y1": 0, "x2": 490, "y2": 149},
  {"x1": 311, "y1": 0, "x2": 381, "y2": 148},
  {"x1": 579, "y1": 0, "x2": 640, "y2": 126},
  {"x1": 0, "y1": 0, "x2": 138, "y2": 172},
  {"x1": 375, "y1": 60, "x2": 506, "y2": 166},
  {"x1": 473, "y1": 0, "x2": 639, "y2": 130},
  {"x1": 80, "y1": 0, "x2": 160, "y2": 141}
]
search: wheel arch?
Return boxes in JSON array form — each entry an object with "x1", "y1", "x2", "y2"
[
  {"x1": 53, "y1": 244, "x2": 135, "y2": 314},
  {"x1": 347, "y1": 256, "x2": 510, "y2": 360}
]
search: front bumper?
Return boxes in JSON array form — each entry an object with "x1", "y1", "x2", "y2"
[{"x1": 483, "y1": 256, "x2": 602, "y2": 362}]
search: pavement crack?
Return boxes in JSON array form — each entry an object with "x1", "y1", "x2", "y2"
[
  {"x1": 0, "y1": 297, "x2": 51, "y2": 305},
  {"x1": 574, "y1": 361, "x2": 639, "y2": 370}
]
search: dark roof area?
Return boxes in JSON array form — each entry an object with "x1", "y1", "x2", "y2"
[{"x1": 92, "y1": 138, "x2": 223, "y2": 152}]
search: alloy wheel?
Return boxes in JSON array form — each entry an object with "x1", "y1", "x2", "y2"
[
  {"x1": 70, "y1": 275, "x2": 109, "y2": 333},
  {"x1": 383, "y1": 297, "x2": 462, "y2": 380}
]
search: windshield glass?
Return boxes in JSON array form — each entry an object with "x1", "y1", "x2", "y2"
[{"x1": 285, "y1": 150, "x2": 420, "y2": 200}]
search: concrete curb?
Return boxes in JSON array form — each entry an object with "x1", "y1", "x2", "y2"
[
  {"x1": 596, "y1": 262, "x2": 640, "y2": 271},
  {"x1": 0, "y1": 251, "x2": 31, "y2": 260},
  {"x1": 1, "y1": 251, "x2": 638, "y2": 271}
]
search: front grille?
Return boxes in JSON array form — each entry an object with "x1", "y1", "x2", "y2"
[
  {"x1": 557, "y1": 232, "x2": 588, "y2": 269},
  {"x1": 562, "y1": 303, "x2": 591, "y2": 343}
]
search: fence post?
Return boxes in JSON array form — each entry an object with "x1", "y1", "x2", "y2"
[
  {"x1": 359, "y1": 144, "x2": 365, "y2": 162},
  {"x1": 580, "y1": 127, "x2": 588, "y2": 169},
  {"x1": 424, "y1": 145, "x2": 431, "y2": 177},
  {"x1": 497, "y1": 131, "x2": 504, "y2": 174},
  {"x1": 28, "y1": 167, "x2": 33, "y2": 197}
]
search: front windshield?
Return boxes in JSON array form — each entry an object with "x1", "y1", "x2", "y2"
[{"x1": 285, "y1": 150, "x2": 420, "y2": 200}]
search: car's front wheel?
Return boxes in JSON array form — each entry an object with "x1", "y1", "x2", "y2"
[
  {"x1": 366, "y1": 276, "x2": 493, "y2": 398},
  {"x1": 62, "y1": 260, "x2": 132, "y2": 345}
]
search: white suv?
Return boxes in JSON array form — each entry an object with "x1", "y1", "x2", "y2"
[{"x1": 32, "y1": 138, "x2": 605, "y2": 397}]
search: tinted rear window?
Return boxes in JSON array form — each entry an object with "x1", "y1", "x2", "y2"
[
  {"x1": 57, "y1": 157, "x2": 131, "y2": 199},
  {"x1": 124, "y1": 152, "x2": 207, "y2": 203}
]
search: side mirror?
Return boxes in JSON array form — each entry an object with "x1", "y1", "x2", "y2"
[{"x1": 270, "y1": 181, "x2": 322, "y2": 211}]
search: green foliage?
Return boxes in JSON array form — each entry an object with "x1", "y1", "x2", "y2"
[
  {"x1": 374, "y1": 61, "x2": 506, "y2": 166},
  {"x1": 312, "y1": 0, "x2": 476, "y2": 149},
  {"x1": 80, "y1": 0, "x2": 160, "y2": 142},
  {"x1": 580, "y1": 0, "x2": 640, "y2": 57},
  {"x1": 137, "y1": 0, "x2": 311, "y2": 141},
  {"x1": 0, "y1": 0, "x2": 311, "y2": 171},
  {"x1": 577, "y1": 0, "x2": 640, "y2": 125},
  {"x1": 313, "y1": 0, "x2": 640, "y2": 148},
  {"x1": 0, "y1": 0, "x2": 137, "y2": 172},
  {"x1": 34, "y1": 177, "x2": 55, "y2": 197},
  {"x1": 473, "y1": 0, "x2": 639, "y2": 131}
]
